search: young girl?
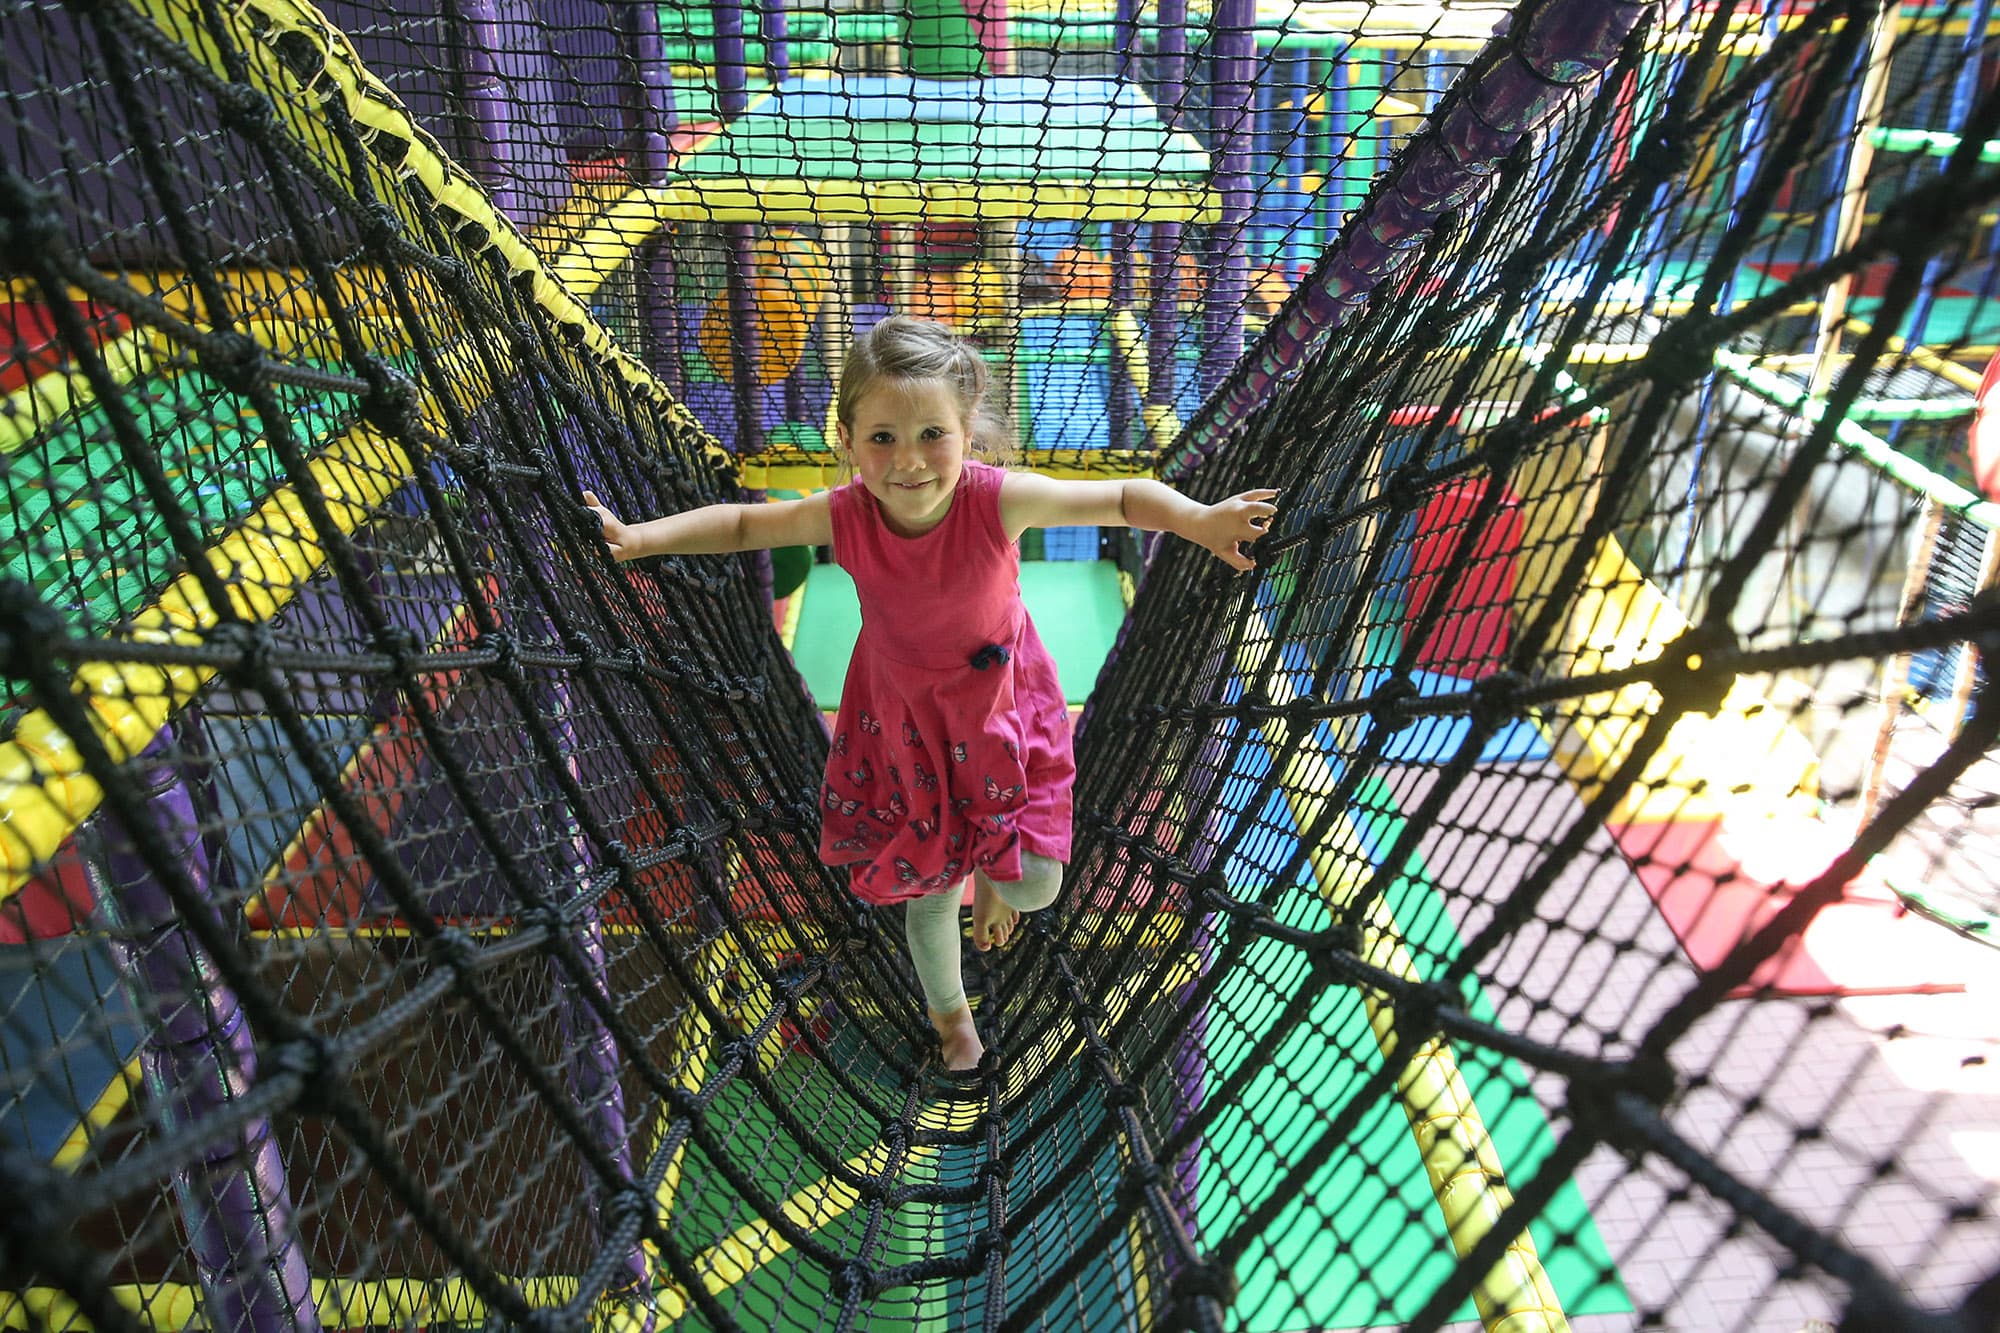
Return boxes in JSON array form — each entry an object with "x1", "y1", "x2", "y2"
[{"x1": 584, "y1": 316, "x2": 1276, "y2": 1071}]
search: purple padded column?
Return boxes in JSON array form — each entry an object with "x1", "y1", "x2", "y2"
[
  {"x1": 539, "y1": 669, "x2": 652, "y2": 1305},
  {"x1": 624, "y1": 0, "x2": 679, "y2": 394},
  {"x1": 715, "y1": 0, "x2": 763, "y2": 454},
  {"x1": 623, "y1": 0, "x2": 676, "y2": 182},
  {"x1": 1168, "y1": 923, "x2": 1212, "y2": 1239},
  {"x1": 93, "y1": 734, "x2": 318, "y2": 1333},
  {"x1": 1201, "y1": 0, "x2": 1254, "y2": 397},
  {"x1": 1166, "y1": 799, "x2": 1227, "y2": 1252},
  {"x1": 456, "y1": 0, "x2": 525, "y2": 220},
  {"x1": 1105, "y1": 0, "x2": 1139, "y2": 452},
  {"x1": 1165, "y1": 0, "x2": 1649, "y2": 480},
  {"x1": 715, "y1": 0, "x2": 775, "y2": 606},
  {"x1": 1145, "y1": 0, "x2": 1188, "y2": 448},
  {"x1": 722, "y1": 300, "x2": 764, "y2": 449},
  {"x1": 763, "y1": 0, "x2": 791, "y2": 84},
  {"x1": 715, "y1": 6, "x2": 751, "y2": 167},
  {"x1": 646, "y1": 243, "x2": 686, "y2": 397}
]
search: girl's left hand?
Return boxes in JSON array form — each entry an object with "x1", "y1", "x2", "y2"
[
  {"x1": 581, "y1": 491, "x2": 637, "y2": 561},
  {"x1": 1196, "y1": 489, "x2": 1280, "y2": 572}
]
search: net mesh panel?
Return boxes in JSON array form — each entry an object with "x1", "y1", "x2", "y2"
[{"x1": 1, "y1": 0, "x2": 1997, "y2": 1330}]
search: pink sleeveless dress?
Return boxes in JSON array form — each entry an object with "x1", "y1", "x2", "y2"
[{"x1": 818, "y1": 462, "x2": 1075, "y2": 905}]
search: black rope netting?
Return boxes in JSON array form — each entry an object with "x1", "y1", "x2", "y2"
[{"x1": 2, "y1": 0, "x2": 1997, "y2": 1329}]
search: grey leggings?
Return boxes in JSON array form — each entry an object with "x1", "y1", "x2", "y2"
[{"x1": 904, "y1": 854, "x2": 1064, "y2": 1015}]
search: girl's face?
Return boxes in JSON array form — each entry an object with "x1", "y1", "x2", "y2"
[{"x1": 838, "y1": 377, "x2": 971, "y2": 538}]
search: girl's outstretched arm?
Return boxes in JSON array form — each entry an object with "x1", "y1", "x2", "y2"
[
  {"x1": 581, "y1": 490, "x2": 834, "y2": 562},
  {"x1": 999, "y1": 474, "x2": 1278, "y2": 572}
]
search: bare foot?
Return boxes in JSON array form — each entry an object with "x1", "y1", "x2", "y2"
[
  {"x1": 972, "y1": 875, "x2": 1018, "y2": 951},
  {"x1": 929, "y1": 1005, "x2": 983, "y2": 1071}
]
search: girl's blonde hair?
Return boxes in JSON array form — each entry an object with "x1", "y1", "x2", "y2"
[{"x1": 835, "y1": 315, "x2": 1018, "y2": 473}]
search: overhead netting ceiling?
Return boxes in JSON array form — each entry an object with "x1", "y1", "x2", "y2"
[{"x1": 2, "y1": 0, "x2": 1998, "y2": 1329}]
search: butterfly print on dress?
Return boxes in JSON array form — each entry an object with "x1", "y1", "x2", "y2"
[
  {"x1": 894, "y1": 856, "x2": 963, "y2": 895},
  {"x1": 858, "y1": 711, "x2": 882, "y2": 735},
  {"x1": 832, "y1": 733, "x2": 848, "y2": 756},
  {"x1": 951, "y1": 742, "x2": 968, "y2": 764},
  {"x1": 912, "y1": 761, "x2": 938, "y2": 792},
  {"x1": 903, "y1": 721, "x2": 923, "y2": 748},
  {"x1": 821, "y1": 787, "x2": 861, "y2": 817},
  {"x1": 984, "y1": 775, "x2": 1024, "y2": 805},
  {"x1": 846, "y1": 759, "x2": 873, "y2": 786}
]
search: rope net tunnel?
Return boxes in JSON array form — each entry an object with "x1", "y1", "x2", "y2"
[{"x1": 2, "y1": 0, "x2": 1998, "y2": 1329}]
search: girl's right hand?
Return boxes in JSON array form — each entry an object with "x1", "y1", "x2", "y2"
[
  {"x1": 580, "y1": 491, "x2": 637, "y2": 562},
  {"x1": 1195, "y1": 488, "x2": 1280, "y2": 572}
]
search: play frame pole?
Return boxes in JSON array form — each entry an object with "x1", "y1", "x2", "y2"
[
  {"x1": 1144, "y1": 0, "x2": 1189, "y2": 451},
  {"x1": 90, "y1": 732, "x2": 320, "y2": 1333},
  {"x1": 1202, "y1": 0, "x2": 1254, "y2": 397},
  {"x1": 714, "y1": 0, "x2": 763, "y2": 454}
]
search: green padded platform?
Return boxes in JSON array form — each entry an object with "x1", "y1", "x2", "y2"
[
  {"x1": 790, "y1": 559, "x2": 1125, "y2": 708},
  {"x1": 673, "y1": 76, "x2": 1211, "y2": 182}
]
